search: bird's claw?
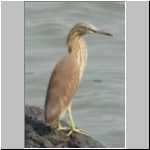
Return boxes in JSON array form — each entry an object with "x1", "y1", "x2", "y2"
[
  {"x1": 57, "y1": 126, "x2": 69, "y2": 131},
  {"x1": 67, "y1": 128, "x2": 88, "y2": 136}
]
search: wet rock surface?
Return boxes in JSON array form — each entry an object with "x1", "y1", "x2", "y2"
[{"x1": 25, "y1": 104, "x2": 105, "y2": 148}]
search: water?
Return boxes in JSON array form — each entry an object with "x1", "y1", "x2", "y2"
[{"x1": 25, "y1": 2, "x2": 125, "y2": 148}]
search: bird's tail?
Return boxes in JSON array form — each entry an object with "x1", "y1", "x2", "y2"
[{"x1": 45, "y1": 103, "x2": 61, "y2": 125}]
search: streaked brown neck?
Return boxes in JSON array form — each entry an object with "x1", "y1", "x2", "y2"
[{"x1": 66, "y1": 31, "x2": 87, "y2": 78}]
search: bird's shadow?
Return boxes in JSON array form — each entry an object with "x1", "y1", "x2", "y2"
[
  {"x1": 25, "y1": 114, "x2": 51, "y2": 136},
  {"x1": 25, "y1": 115, "x2": 71, "y2": 137}
]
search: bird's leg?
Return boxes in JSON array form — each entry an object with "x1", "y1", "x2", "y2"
[
  {"x1": 57, "y1": 117, "x2": 68, "y2": 131},
  {"x1": 67, "y1": 103, "x2": 88, "y2": 136}
]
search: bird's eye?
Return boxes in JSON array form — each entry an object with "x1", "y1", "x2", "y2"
[{"x1": 85, "y1": 27, "x2": 89, "y2": 31}]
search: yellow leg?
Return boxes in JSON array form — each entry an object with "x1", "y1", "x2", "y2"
[
  {"x1": 57, "y1": 117, "x2": 68, "y2": 131},
  {"x1": 67, "y1": 103, "x2": 88, "y2": 136}
]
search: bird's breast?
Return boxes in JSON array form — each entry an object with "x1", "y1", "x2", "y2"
[{"x1": 76, "y1": 48, "x2": 87, "y2": 79}]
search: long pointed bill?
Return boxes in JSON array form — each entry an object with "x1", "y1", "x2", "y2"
[{"x1": 92, "y1": 29, "x2": 113, "y2": 36}]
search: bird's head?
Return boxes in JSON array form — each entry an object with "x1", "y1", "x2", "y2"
[
  {"x1": 70, "y1": 22, "x2": 113, "y2": 36},
  {"x1": 66, "y1": 22, "x2": 113, "y2": 52}
]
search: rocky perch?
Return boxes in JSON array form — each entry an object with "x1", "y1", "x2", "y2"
[{"x1": 25, "y1": 104, "x2": 105, "y2": 148}]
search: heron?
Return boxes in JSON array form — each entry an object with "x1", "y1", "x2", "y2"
[{"x1": 45, "y1": 22, "x2": 113, "y2": 136}]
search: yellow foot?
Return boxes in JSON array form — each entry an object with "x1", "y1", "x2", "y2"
[
  {"x1": 57, "y1": 126, "x2": 69, "y2": 131},
  {"x1": 67, "y1": 128, "x2": 88, "y2": 136}
]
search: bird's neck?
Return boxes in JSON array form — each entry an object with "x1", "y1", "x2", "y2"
[{"x1": 67, "y1": 36, "x2": 87, "y2": 78}]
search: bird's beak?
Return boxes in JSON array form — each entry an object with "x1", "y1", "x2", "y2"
[{"x1": 92, "y1": 29, "x2": 113, "y2": 36}]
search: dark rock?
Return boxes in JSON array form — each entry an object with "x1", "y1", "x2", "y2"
[{"x1": 25, "y1": 104, "x2": 106, "y2": 148}]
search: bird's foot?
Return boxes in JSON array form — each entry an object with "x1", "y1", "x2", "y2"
[
  {"x1": 67, "y1": 128, "x2": 88, "y2": 136},
  {"x1": 57, "y1": 126, "x2": 69, "y2": 131}
]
